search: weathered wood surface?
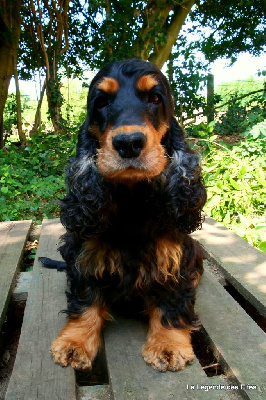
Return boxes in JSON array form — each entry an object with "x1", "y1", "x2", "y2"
[
  {"x1": 0, "y1": 220, "x2": 32, "y2": 330},
  {"x1": 5, "y1": 219, "x2": 76, "y2": 400},
  {"x1": 192, "y1": 217, "x2": 266, "y2": 317},
  {"x1": 78, "y1": 385, "x2": 112, "y2": 400},
  {"x1": 3, "y1": 218, "x2": 266, "y2": 400},
  {"x1": 12, "y1": 271, "x2": 32, "y2": 301},
  {"x1": 103, "y1": 317, "x2": 232, "y2": 400},
  {"x1": 196, "y1": 269, "x2": 266, "y2": 400}
]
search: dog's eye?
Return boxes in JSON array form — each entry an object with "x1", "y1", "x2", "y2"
[
  {"x1": 95, "y1": 96, "x2": 109, "y2": 109},
  {"x1": 147, "y1": 93, "x2": 161, "y2": 105}
]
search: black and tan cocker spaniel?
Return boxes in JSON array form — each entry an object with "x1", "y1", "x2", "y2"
[{"x1": 49, "y1": 58, "x2": 207, "y2": 372}]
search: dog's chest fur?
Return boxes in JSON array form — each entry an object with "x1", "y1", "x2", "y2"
[{"x1": 103, "y1": 182, "x2": 159, "y2": 244}]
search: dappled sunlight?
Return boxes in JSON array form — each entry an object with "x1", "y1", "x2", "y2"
[
  {"x1": 201, "y1": 233, "x2": 237, "y2": 246},
  {"x1": 222, "y1": 253, "x2": 259, "y2": 264},
  {"x1": 194, "y1": 217, "x2": 238, "y2": 246},
  {"x1": 245, "y1": 262, "x2": 266, "y2": 293}
]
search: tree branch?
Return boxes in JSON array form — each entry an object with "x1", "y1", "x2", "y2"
[
  {"x1": 134, "y1": 0, "x2": 173, "y2": 59},
  {"x1": 29, "y1": 0, "x2": 50, "y2": 78},
  {"x1": 149, "y1": 0, "x2": 196, "y2": 68}
]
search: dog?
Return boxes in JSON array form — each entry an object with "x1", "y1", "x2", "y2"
[{"x1": 50, "y1": 58, "x2": 207, "y2": 372}]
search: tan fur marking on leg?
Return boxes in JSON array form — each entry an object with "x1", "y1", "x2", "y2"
[
  {"x1": 142, "y1": 308, "x2": 194, "y2": 372},
  {"x1": 51, "y1": 305, "x2": 109, "y2": 370}
]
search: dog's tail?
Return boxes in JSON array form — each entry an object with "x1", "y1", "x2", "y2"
[{"x1": 38, "y1": 257, "x2": 66, "y2": 272}]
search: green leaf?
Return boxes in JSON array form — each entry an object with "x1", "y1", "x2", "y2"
[
  {"x1": 209, "y1": 135, "x2": 218, "y2": 142},
  {"x1": 206, "y1": 194, "x2": 221, "y2": 208},
  {"x1": 216, "y1": 181, "x2": 224, "y2": 190},
  {"x1": 255, "y1": 224, "x2": 266, "y2": 230},
  {"x1": 223, "y1": 211, "x2": 231, "y2": 224},
  {"x1": 239, "y1": 166, "x2": 247, "y2": 177},
  {"x1": 258, "y1": 242, "x2": 266, "y2": 254},
  {"x1": 1, "y1": 187, "x2": 8, "y2": 194},
  {"x1": 229, "y1": 178, "x2": 241, "y2": 190},
  {"x1": 238, "y1": 214, "x2": 251, "y2": 228}
]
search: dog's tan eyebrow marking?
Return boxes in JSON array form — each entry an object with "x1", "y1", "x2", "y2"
[
  {"x1": 97, "y1": 77, "x2": 119, "y2": 93},
  {"x1": 136, "y1": 75, "x2": 158, "y2": 91}
]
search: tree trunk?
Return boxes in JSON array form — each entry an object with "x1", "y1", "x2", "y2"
[
  {"x1": 0, "y1": 0, "x2": 22, "y2": 148},
  {"x1": 28, "y1": 0, "x2": 69, "y2": 135},
  {"x1": 46, "y1": 72, "x2": 65, "y2": 134},
  {"x1": 149, "y1": 0, "x2": 196, "y2": 68},
  {"x1": 30, "y1": 79, "x2": 46, "y2": 137},
  {"x1": 0, "y1": 115, "x2": 3, "y2": 148},
  {"x1": 14, "y1": 55, "x2": 26, "y2": 143},
  {"x1": 206, "y1": 73, "x2": 214, "y2": 123}
]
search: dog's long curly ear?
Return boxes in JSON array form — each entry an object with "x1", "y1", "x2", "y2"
[
  {"x1": 60, "y1": 155, "x2": 106, "y2": 238},
  {"x1": 60, "y1": 92, "x2": 107, "y2": 238},
  {"x1": 161, "y1": 117, "x2": 207, "y2": 234}
]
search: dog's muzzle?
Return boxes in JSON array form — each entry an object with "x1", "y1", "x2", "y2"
[{"x1": 112, "y1": 132, "x2": 147, "y2": 158}]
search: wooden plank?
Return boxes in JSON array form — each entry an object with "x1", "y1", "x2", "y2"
[
  {"x1": 196, "y1": 269, "x2": 266, "y2": 400},
  {"x1": 192, "y1": 217, "x2": 266, "y2": 316},
  {"x1": 12, "y1": 271, "x2": 33, "y2": 301},
  {"x1": 5, "y1": 219, "x2": 76, "y2": 400},
  {"x1": 78, "y1": 385, "x2": 112, "y2": 400},
  {"x1": 103, "y1": 317, "x2": 233, "y2": 400},
  {"x1": 0, "y1": 220, "x2": 32, "y2": 330}
]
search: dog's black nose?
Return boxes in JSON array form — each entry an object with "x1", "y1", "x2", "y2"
[{"x1": 112, "y1": 132, "x2": 147, "y2": 158}]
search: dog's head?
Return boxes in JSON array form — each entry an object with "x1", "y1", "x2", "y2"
[
  {"x1": 63, "y1": 59, "x2": 206, "y2": 236},
  {"x1": 77, "y1": 58, "x2": 185, "y2": 182}
]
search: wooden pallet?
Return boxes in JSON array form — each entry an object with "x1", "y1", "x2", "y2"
[{"x1": 0, "y1": 218, "x2": 265, "y2": 400}]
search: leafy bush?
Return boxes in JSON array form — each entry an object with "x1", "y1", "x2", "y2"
[
  {"x1": 190, "y1": 121, "x2": 266, "y2": 252},
  {"x1": 3, "y1": 93, "x2": 31, "y2": 137},
  {"x1": 0, "y1": 130, "x2": 76, "y2": 223},
  {"x1": 215, "y1": 101, "x2": 248, "y2": 135},
  {"x1": 214, "y1": 86, "x2": 265, "y2": 136}
]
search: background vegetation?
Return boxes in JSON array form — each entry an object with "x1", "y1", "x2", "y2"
[{"x1": 0, "y1": 0, "x2": 265, "y2": 253}]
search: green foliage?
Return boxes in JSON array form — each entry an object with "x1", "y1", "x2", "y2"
[
  {"x1": 60, "y1": 77, "x2": 88, "y2": 127},
  {"x1": 215, "y1": 77, "x2": 263, "y2": 108},
  {"x1": 167, "y1": 49, "x2": 208, "y2": 120},
  {"x1": 0, "y1": 130, "x2": 76, "y2": 223},
  {"x1": 190, "y1": 122, "x2": 266, "y2": 252},
  {"x1": 3, "y1": 92, "x2": 31, "y2": 136},
  {"x1": 192, "y1": 0, "x2": 265, "y2": 63},
  {"x1": 214, "y1": 84, "x2": 265, "y2": 135},
  {"x1": 3, "y1": 93, "x2": 17, "y2": 134},
  {"x1": 12, "y1": 0, "x2": 265, "y2": 138},
  {"x1": 215, "y1": 101, "x2": 248, "y2": 135}
]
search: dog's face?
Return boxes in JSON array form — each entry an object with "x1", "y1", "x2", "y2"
[{"x1": 86, "y1": 59, "x2": 175, "y2": 181}]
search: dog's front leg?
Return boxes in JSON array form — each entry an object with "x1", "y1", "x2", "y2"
[
  {"x1": 142, "y1": 307, "x2": 194, "y2": 372},
  {"x1": 51, "y1": 304, "x2": 107, "y2": 370}
]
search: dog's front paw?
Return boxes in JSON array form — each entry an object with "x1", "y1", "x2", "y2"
[
  {"x1": 51, "y1": 337, "x2": 94, "y2": 370},
  {"x1": 142, "y1": 339, "x2": 194, "y2": 372}
]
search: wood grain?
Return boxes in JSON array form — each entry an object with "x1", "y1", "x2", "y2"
[
  {"x1": 0, "y1": 220, "x2": 32, "y2": 329},
  {"x1": 193, "y1": 216, "x2": 266, "y2": 316},
  {"x1": 103, "y1": 317, "x2": 229, "y2": 400},
  {"x1": 196, "y1": 269, "x2": 266, "y2": 400},
  {"x1": 5, "y1": 219, "x2": 76, "y2": 400}
]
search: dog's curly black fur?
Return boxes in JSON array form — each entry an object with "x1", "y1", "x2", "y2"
[{"x1": 52, "y1": 58, "x2": 207, "y2": 372}]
